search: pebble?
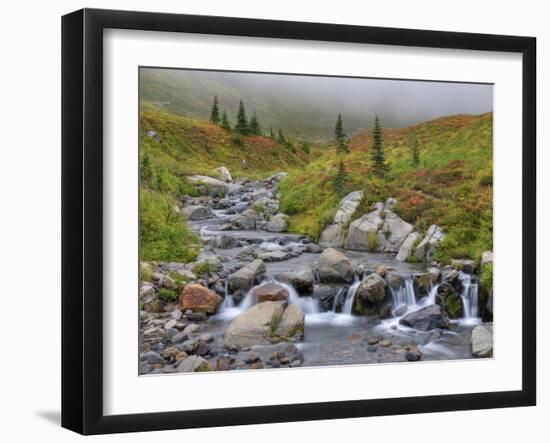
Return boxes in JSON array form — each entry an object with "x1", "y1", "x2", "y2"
[
  {"x1": 244, "y1": 352, "x2": 261, "y2": 364},
  {"x1": 367, "y1": 346, "x2": 378, "y2": 353},
  {"x1": 380, "y1": 339, "x2": 392, "y2": 348},
  {"x1": 170, "y1": 331, "x2": 187, "y2": 344},
  {"x1": 367, "y1": 337, "x2": 380, "y2": 345},
  {"x1": 164, "y1": 319, "x2": 177, "y2": 330},
  {"x1": 290, "y1": 360, "x2": 302, "y2": 368},
  {"x1": 199, "y1": 333, "x2": 214, "y2": 343},
  {"x1": 171, "y1": 309, "x2": 182, "y2": 321}
]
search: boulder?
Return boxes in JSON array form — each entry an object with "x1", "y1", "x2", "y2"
[
  {"x1": 256, "y1": 250, "x2": 293, "y2": 262},
  {"x1": 381, "y1": 211, "x2": 414, "y2": 252},
  {"x1": 304, "y1": 243, "x2": 323, "y2": 253},
  {"x1": 471, "y1": 325, "x2": 493, "y2": 357},
  {"x1": 428, "y1": 267, "x2": 441, "y2": 284},
  {"x1": 273, "y1": 270, "x2": 314, "y2": 294},
  {"x1": 177, "y1": 355, "x2": 211, "y2": 372},
  {"x1": 451, "y1": 259, "x2": 476, "y2": 274},
  {"x1": 179, "y1": 284, "x2": 223, "y2": 314},
  {"x1": 214, "y1": 166, "x2": 232, "y2": 182},
  {"x1": 228, "y1": 259, "x2": 266, "y2": 292},
  {"x1": 344, "y1": 210, "x2": 383, "y2": 251},
  {"x1": 274, "y1": 304, "x2": 305, "y2": 339},
  {"x1": 231, "y1": 209, "x2": 263, "y2": 230},
  {"x1": 333, "y1": 191, "x2": 364, "y2": 225},
  {"x1": 146, "y1": 130, "x2": 161, "y2": 142},
  {"x1": 481, "y1": 251, "x2": 494, "y2": 270},
  {"x1": 181, "y1": 205, "x2": 213, "y2": 221},
  {"x1": 413, "y1": 273, "x2": 432, "y2": 297},
  {"x1": 414, "y1": 225, "x2": 445, "y2": 262},
  {"x1": 314, "y1": 248, "x2": 355, "y2": 283},
  {"x1": 267, "y1": 172, "x2": 288, "y2": 183},
  {"x1": 266, "y1": 213, "x2": 288, "y2": 232},
  {"x1": 253, "y1": 282, "x2": 289, "y2": 303},
  {"x1": 399, "y1": 304, "x2": 450, "y2": 331},
  {"x1": 318, "y1": 224, "x2": 345, "y2": 248},
  {"x1": 356, "y1": 272, "x2": 388, "y2": 304},
  {"x1": 396, "y1": 232, "x2": 420, "y2": 262},
  {"x1": 187, "y1": 175, "x2": 226, "y2": 197},
  {"x1": 436, "y1": 285, "x2": 464, "y2": 319},
  {"x1": 225, "y1": 301, "x2": 287, "y2": 347}
]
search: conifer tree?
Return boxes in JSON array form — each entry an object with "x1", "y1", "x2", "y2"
[
  {"x1": 277, "y1": 129, "x2": 286, "y2": 145},
  {"x1": 334, "y1": 113, "x2": 348, "y2": 153},
  {"x1": 411, "y1": 137, "x2": 420, "y2": 168},
  {"x1": 210, "y1": 95, "x2": 220, "y2": 124},
  {"x1": 333, "y1": 159, "x2": 347, "y2": 197},
  {"x1": 371, "y1": 115, "x2": 388, "y2": 177},
  {"x1": 220, "y1": 109, "x2": 231, "y2": 130},
  {"x1": 235, "y1": 100, "x2": 249, "y2": 135},
  {"x1": 269, "y1": 127, "x2": 275, "y2": 140},
  {"x1": 249, "y1": 112, "x2": 261, "y2": 135}
]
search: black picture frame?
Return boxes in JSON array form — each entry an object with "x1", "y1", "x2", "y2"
[{"x1": 61, "y1": 8, "x2": 537, "y2": 435}]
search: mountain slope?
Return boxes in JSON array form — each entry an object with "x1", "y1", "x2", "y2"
[{"x1": 278, "y1": 112, "x2": 493, "y2": 262}]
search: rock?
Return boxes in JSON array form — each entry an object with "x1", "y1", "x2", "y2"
[
  {"x1": 481, "y1": 251, "x2": 494, "y2": 270},
  {"x1": 405, "y1": 346, "x2": 423, "y2": 361},
  {"x1": 179, "y1": 284, "x2": 223, "y2": 314},
  {"x1": 214, "y1": 166, "x2": 232, "y2": 182},
  {"x1": 215, "y1": 234, "x2": 238, "y2": 249},
  {"x1": 267, "y1": 172, "x2": 288, "y2": 183},
  {"x1": 193, "y1": 341, "x2": 211, "y2": 356},
  {"x1": 437, "y1": 285, "x2": 464, "y2": 319},
  {"x1": 216, "y1": 355, "x2": 234, "y2": 371},
  {"x1": 253, "y1": 282, "x2": 290, "y2": 303},
  {"x1": 183, "y1": 323, "x2": 200, "y2": 335},
  {"x1": 273, "y1": 270, "x2": 314, "y2": 294},
  {"x1": 140, "y1": 283, "x2": 155, "y2": 298},
  {"x1": 199, "y1": 333, "x2": 214, "y2": 343},
  {"x1": 164, "y1": 319, "x2": 177, "y2": 330},
  {"x1": 177, "y1": 355, "x2": 211, "y2": 372},
  {"x1": 318, "y1": 224, "x2": 345, "y2": 248},
  {"x1": 413, "y1": 273, "x2": 432, "y2": 297},
  {"x1": 367, "y1": 337, "x2": 380, "y2": 345},
  {"x1": 414, "y1": 225, "x2": 445, "y2": 262},
  {"x1": 187, "y1": 175, "x2": 226, "y2": 197},
  {"x1": 314, "y1": 248, "x2": 355, "y2": 283},
  {"x1": 194, "y1": 253, "x2": 222, "y2": 272},
  {"x1": 399, "y1": 304, "x2": 450, "y2": 331},
  {"x1": 142, "y1": 351, "x2": 165, "y2": 365},
  {"x1": 225, "y1": 301, "x2": 287, "y2": 348},
  {"x1": 232, "y1": 209, "x2": 263, "y2": 230},
  {"x1": 451, "y1": 259, "x2": 476, "y2": 274},
  {"x1": 163, "y1": 275, "x2": 177, "y2": 290},
  {"x1": 175, "y1": 269, "x2": 197, "y2": 281},
  {"x1": 381, "y1": 211, "x2": 414, "y2": 252},
  {"x1": 471, "y1": 325, "x2": 493, "y2": 357},
  {"x1": 274, "y1": 304, "x2": 305, "y2": 339},
  {"x1": 384, "y1": 272, "x2": 404, "y2": 288},
  {"x1": 146, "y1": 130, "x2": 161, "y2": 142},
  {"x1": 396, "y1": 232, "x2": 420, "y2": 261},
  {"x1": 160, "y1": 347, "x2": 180, "y2": 361},
  {"x1": 333, "y1": 191, "x2": 364, "y2": 224},
  {"x1": 181, "y1": 205, "x2": 214, "y2": 221},
  {"x1": 428, "y1": 267, "x2": 441, "y2": 284},
  {"x1": 380, "y1": 339, "x2": 392, "y2": 348},
  {"x1": 344, "y1": 209, "x2": 383, "y2": 251},
  {"x1": 304, "y1": 243, "x2": 323, "y2": 253},
  {"x1": 228, "y1": 259, "x2": 266, "y2": 292},
  {"x1": 393, "y1": 304, "x2": 408, "y2": 317},
  {"x1": 314, "y1": 285, "x2": 342, "y2": 311},
  {"x1": 256, "y1": 250, "x2": 292, "y2": 262},
  {"x1": 170, "y1": 331, "x2": 188, "y2": 344},
  {"x1": 356, "y1": 273, "x2": 388, "y2": 304},
  {"x1": 266, "y1": 213, "x2": 288, "y2": 232}
]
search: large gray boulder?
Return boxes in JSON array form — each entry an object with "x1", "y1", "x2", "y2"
[
  {"x1": 231, "y1": 209, "x2": 264, "y2": 230},
  {"x1": 187, "y1": 175, "x2": 226, "y2": 197},
  {"x1": 181, "y1": 205, "x2": 214, "y2": 221},
  {"x1": 318, "y1": 224, "x2": 345, "y2": 248},
  {"x1": 266, "y1": 213, "x2": 288, "y2": 232},
  {"x1": 314, "y1": 248, "x2": 355, "y2": 283},
  {"x1": 273, "y1": 270, "x2": 314, "y2": 294},
  {"x1": 471, "y1": 325, "x2": 493, "y2": 357},
  {"x1": 224, "y1": 301, "x2": 304, "y2": 347},
  {"x1": 399, "y1": 304, "x2": 450, "y2": 331},
  {"x1": 381, "y1": 211, "x2": 414, "y2": 252},
  {"x1": 214, "y1": 166, "x2": 232, "y2": 182},
  {"x1": 228, "y1": 259, "x2": 266, "y2": 292},
  {"x1": 355, "y1": 272, "x2": 388, "y2": 303},
  {"x1": 396, "y1": 231, "x2": 421, "y2": 261},
  {"x1": 414, "y1": 224, "x2": 445, "y2": 262},
  {"x1": 267, "y1": 172, "x2": 288, "y2": 183}
]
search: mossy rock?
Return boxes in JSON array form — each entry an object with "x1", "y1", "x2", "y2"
[
  {"x1": 367, "y1": 231, "x2": 379, "y2": 252},
  {"x1": 441, "y1": 293, "x2": 463, "y2": 319}
]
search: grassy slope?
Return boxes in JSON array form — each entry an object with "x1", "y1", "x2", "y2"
[
  {"x1": 279, "y1": 113, "x2": 493, "y2": 263},
  {"x1": 139, "y1": 102, "x2": 310, "y2": 262}
]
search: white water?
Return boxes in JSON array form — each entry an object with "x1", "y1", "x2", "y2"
[
  {"x1": 391, "y1": 278, "x2": 417, "y2": 312},
  {"x1": 342, "y1": 278, "x2": 361, "y2": 315},
  {"x1": 458, "y1": 272, "x2": 479, "y2": 320}
]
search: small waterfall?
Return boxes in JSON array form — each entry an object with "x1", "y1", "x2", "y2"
[
  {"x1": 391, "y1": 277, "x2": 417, "y2": 312},
  {"x1": 426, "y1": 283, "x2": 440, "y2": 306},
  {"x1": 458, "y1": 272, "x2": 479, "y2": 319},
  {"x1": 312, "y1": 269, "x2": 320, "y2": 285},
  {"x1": 220, "y1": 280, "x2": 235, "y2": 309},
  {"x1": 277, "y1": 280, "x2": 322, "y2": 314},
  {"x1": 331, "y1": 287, "x2": 345, "y2": 313},
  {"x1": 342, "y1": 278, "x2": 361, "y2": 315}
]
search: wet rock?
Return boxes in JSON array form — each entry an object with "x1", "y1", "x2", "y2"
[
  {"x1": 393, "y1": 304, "x2": 408, "y2": 317},
  {"x1": 471, "y1": 325, "x2": 493, "y2": 357},
  {"x1": 266, "y1": 213, "x2": 288, "y2": 233},
  {"x1": 274, "y1": 304, "x2": 305, "y2": 339},
  {"x1": 367, "y1": 337, "x2": 380, "y2": 345},
  {"x1": 414, "y1": 224, "x2": 445, "y2": 263},
  {"x1": 193, "y1": 341, "x2": 211, "y2": 356},
  {"x1": 267, "y1": 172, "x2": 288, "y2": 183},
  {"x1": 142, "y1": 351, "x2": 165, "y2": 365},
  {"x1": 356, "y1": 273, "x2": 388, "y2": 304},
  {"x1": 384, "y1": 272, "x2": 404, "y2": 288},
  {"x1": 413, "y1": 273, "x2": 432, "y2": 297},
  {"x1": 179, "y1": 284, "x2": 223, "y2": 314},
  {"x1": 314, "y1": 248, "x2": 355, "y2": 283},
  {"x1": 187, "y1": 175, "x2": 226, "y2": 197},
  {"x1": 253, "y1": 282, "x2": 290, "y2": 303},
  {"x1": 257, "y1": 250, "x2": 293, "y2": 262},
  {"x1": 273, "y1": 270, "x2": 314, "y2": 294},
  {"x1": 380, "y1": 339, "x2": 392, "y2": 348},
  {"x1": 451, "y1": 259, "x2": 476, "y2": 274},
  {"x1": 177, "y1": 355, "x2": 211, "y2": 372},
  {"x1": 405, "y1": 346, "x2": 423, "y2": 361},
  {"x1": 215, "y1": 355, "x2": 234, "y2": 371},
  {"x1": 314, "y1": 285, "x2": 342, "y2": 311},
  {"x1": 304, "y1": 243, "x2": 323, "y2": 253},
  {"x1": 214, "y1": 166, "x2": 232, "y2": 182},
  {"x1": 181, "y1": 205, "x2": 214, "y2": 221},
  {"x1": 228, "y1": 259, "x2": 266, "y2": 292},
  {"x1": 185, "y1": 311, "x2": 208, "y2": 322},
  {"x1": 399, "y1": 304, "x2": 450, "y2": 331},
  {"x1": 395, "y1": 232, "x2": 420, "y2": 262},
  {"x1": 318, "y1": 223, "x2": 345, "y2": 248},
  {"x1": 231, "y1": 208, "x2": 263, "y2": 230},
  {"x1": 428, "y1": 267, "x2": 441, "y2": 284},
  {"x1": 199, "y1": 333, "x2": 214, "y2": 343}
]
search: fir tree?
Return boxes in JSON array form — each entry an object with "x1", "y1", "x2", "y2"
[
  {"x1": 269, "y1": 127, "x2": 275, "y2": 140},
  {"x1": 334, "y1": 113, "x2": 348, "y2": 153},
  {"x1": 210, "y1": 95, "x2": 220, "y2": 124},
  {"x1": 411, "y1": 137, "x2": 420, "y2": 168},
  {"x1": 371, "y1": 115, "x2": 388, "y2": 177},
  {"x1": 333, "y1": 159, "x2": 347, "y2": 197},
  {"x1": 220, "y1": 109, "x2": 231, "y2": 130},
  {"x1": 300, "y1": 141, "x2": 311, "y2": 155},
  {"x1": 277, "y1": 129, "x2": 286, "y2": 145},
  {"x1": 249, "y1": 112, "x2": 261, "y2": 135},
  {"x1": 235, "y1": 100, "x2": 249, "y2": 135}
]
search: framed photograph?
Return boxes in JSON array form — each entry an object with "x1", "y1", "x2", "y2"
[{"x1": 62, "y1": 8, "x2": 536, "y2": 435}]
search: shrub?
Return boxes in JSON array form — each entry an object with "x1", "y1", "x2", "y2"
[
  {"x1": 479, "y1": 174, "x2": 493, "y2": 187},
  {"x1": 158, "y1": 288, "x2": 178, "y2": 303},
  {"x1": 480, "y1": 262, "x2": 493, "y2": 300},
  {"x1": 192, "y1": 261, "x2": 217, "y2": 276},
  {"x1": 367, "y1": 231, "x2": 379, "y2": 251}
]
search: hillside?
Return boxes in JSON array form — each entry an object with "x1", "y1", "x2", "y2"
[{"x1": 279, "y1": 113, "x2": 493, "y2": 263}]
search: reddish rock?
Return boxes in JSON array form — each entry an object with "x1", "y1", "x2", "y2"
[
  {"x1": 179, "y1": 284, "x2": 222, "y2": 314},
  {"x1": 252, "y1": 282, "x2": 289, "y2": 303}
]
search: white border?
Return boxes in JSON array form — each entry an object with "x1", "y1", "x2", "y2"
[{"x1": 103, "y1": 29, "x2": 523, "y2": 416}]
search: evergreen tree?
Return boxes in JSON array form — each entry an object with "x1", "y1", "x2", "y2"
[
  {"x1": 411, "y1": 137, "x2": 420, "y2": 168},
  {"x1": 333, "y1": 159, "x2": 347, "y2": 197},
  {"x1": 334, "y1": 113, "x2": 348, "y2": 153},
  {"x1": 300, "y1": 141, "x2": 311, "y2": 155},
  {"x1": 220, "y1": 109, "x2": 231, "y2": 130},
  {"x1": 269, "y1": 127, "x2": 275, "y2": 140},
  {"x1": 277, "y1": 129, "x2": 286, "y2": 145},
  {"x1": 371, "y1": 115, "x2": 388, "y2": 177},
  {"x1": 210, "y1": 95, "x2": 220, "y2": 124},
  {"x1": 235, "y1": 100, "x2": 249, "y2": 135},
  {"x1": 249, "y1": 112, "x2": 261, "y2": 135}
]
